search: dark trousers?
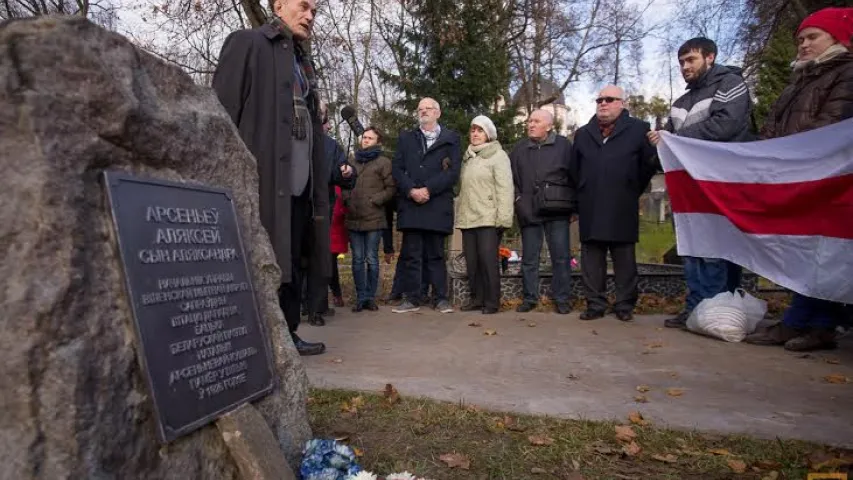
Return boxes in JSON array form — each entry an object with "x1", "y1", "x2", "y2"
[
  {"x1": 390, "y1": 247, "x2": 431, "y2": 299},
  {"x1": 279, "y1": 193, "x2": 311, "y2": 334},
  {"x1": 581, "y1": 241, "x2": 638, "y2": 314},
  {"x1": 462, "y1": 227, "x2": 501, "y2": 310},
  {"x1": 521, "y1": 220, "x2": 571, "y2": 305},
  {"x1": 305, "y1": 253, "x2": 340, "y2": 315},
  {"x1": 399, "y1": 230, "x2": 447, "y2": 305}
]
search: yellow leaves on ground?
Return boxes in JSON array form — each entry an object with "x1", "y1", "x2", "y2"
[
  {"x1": 439, "y1": 452, "x2": 470, "y2": 470},
  {"x1": 727, "y1": 459, "x2": 747, "y2": 473},
  {"x1": 383, "y1": 383, "x2": 400, "y2": 405},
  {"x1": 665, "y1": 388, "x2": 685, "y2": 397},
  {"x1": 528, "y1": 435, "x2": 555, "y2": 446},
  {"x1": 628, "y1": 411, "x2": 648, "y2": 426},
  {"x1": 614, "y1": 425, "x2": 637, "y2": 443},
  {"x1": 823, "y1": 374, "x2": 850, "y2": 384},
  {"x1": 484, "y1": 329, "x2": 497, "y2": 336},
  {"x1": 651, "y1": 453, "x2": 678, "y2": 463},
  {"x1": 340, "y1": 395, "x2": 365, "y2": 414},
  {"x1": 636, "y1": 385, "x2": 651, "y2": 393}
]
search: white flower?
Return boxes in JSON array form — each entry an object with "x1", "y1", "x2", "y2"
[
  {"x1": 346, "y1": 472, "x2": 377, "y2": 480},
  {"x1": 386, "y1": 473, "x2": 417, "y2": 480}
]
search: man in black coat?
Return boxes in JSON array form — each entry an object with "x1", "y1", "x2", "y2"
[
  {"x1": 571, "y1": 85, "x2": 658, "y2": 321},
  {"x1": 391, "y1": 98, "x2": 462, "y2": 314},
  {"x1": 510, "y1": 109, "x2": 576, "y2": 314},
  {"x1": 301, "y1": 104, "x2": 356, "y2": 326},
  {"x1": 212, "y1": 0, "x2": 328, "y2": 355}
]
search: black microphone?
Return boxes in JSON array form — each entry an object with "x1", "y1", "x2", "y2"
[{"x1": 340, "y1": 105, "x2": 364, "y2": 136}]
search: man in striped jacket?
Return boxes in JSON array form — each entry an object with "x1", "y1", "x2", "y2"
[{"x1": 648, "y1": 37, "x2": 754, "y2": 329}]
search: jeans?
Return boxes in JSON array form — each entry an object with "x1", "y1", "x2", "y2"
[
  {"x1": 783, "y1": 293, "x2": 852, "y2": 330},
  {"x1": 350, "y1": 230, "x2": 382, "y2": 304},
  {"x1": 683, "y1": 257, "x2": 738, "y2": 314},
  {"x1": 521, "y1": 220, "x2": 571, "y2": 305}
]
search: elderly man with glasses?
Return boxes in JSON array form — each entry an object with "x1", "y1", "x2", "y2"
[{"x1": 570, "y1": 85, "x2": 658, "y2": 321}]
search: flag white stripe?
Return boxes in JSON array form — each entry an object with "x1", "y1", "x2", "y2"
[
  {"x1": 674, "y1": 213, "x2": 853, "y2": 303},
  {"x1": 658, "y1": 117, "x2": 853, "y2": 183}
]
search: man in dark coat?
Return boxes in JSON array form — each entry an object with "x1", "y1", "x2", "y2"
[
  {"x1": 212, "y1": 0, "x2": 328, "y2": 355},
  {"x1": 648, "y1": 37, "x2": 754, "y2": 329},
  {"x1": 301, "y1": 105, "x2": 356, "y2": 326},
  {"x1": 572, "y1": 85, "x2": 658, "y2": 321},
  {"x1": 391, "y1": 98, "x2": 462, "y2": 314},
  {"x1": 510, "y1": 109, "x2": 575, "y2": 314}
]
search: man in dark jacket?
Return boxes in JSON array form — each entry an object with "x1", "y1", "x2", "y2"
[
  {"x1": 572, "y1": 86, "x2": 658, "y2": 321},
  {"x1": 212, "y1": 0, "x2": 328, "y2": 355},
  {"x1": 648, "y1": 37, "x2": 753, "y2": 329},
  {"x1": 302, "y1": 105, "x2": 356, "y2": 326},
  {"x1": 391, "y1": 98, "x2": 462, "y2": 314},
  {"x1": 510, "y1": 109, "x2": 575, "y2": 314}
]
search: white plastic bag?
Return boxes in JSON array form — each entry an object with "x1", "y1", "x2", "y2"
[{"x1": 686, "y1": 289, "x2": 768, "y2": 342}]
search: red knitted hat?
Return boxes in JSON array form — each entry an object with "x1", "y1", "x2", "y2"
[{"x1": 797, "y1": 7, "x2": 853, "y2": 47}]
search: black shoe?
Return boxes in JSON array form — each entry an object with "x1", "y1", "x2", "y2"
[
  {"x1": 308, "y1": 314, "x2": 325, "y2": 326},
  {"x1": 482, "y1": 307, "x2": 499, "y2": 315},
  {"x1": 615, "y1": 311, "x2": 633, "y2": 322},
  {"x1": 461, "y1": 304, "x2": 484, "y2": 312},
  {"x1": 352, "y1": 303, "x2": 364, "y2": 313},
  {"x1": 516, "y1": 302, "x2": 537, "y2": 313},
  {"x1": 580, "y1": 309, "x2": 605, "y2": 321},
  {"x1": 365, "y1": 300, "x2": 379, "y2": 311},
  {"x1": 556, "y1": 303, "x2": 572, "y2": 315},
  {"x1": 320, "y1": 307, "x2": 336, "y2": 317},
  {"x1": 664, "y1": 312, "x2": 688, "y2": 329},
  {"x1": 292, "y1": 333, "x2": 326, "y2": 356}
]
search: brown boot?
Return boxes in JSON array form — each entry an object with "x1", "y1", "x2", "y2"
[
  {"x1": 744, "y1": 323, "x2": 802, "y2": 346},
  {"x1": 784, "y1": 329, "x2": 837, "y2": 352}
]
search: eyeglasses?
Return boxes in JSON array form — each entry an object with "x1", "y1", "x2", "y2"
[{"x1": 595, "y1": 97, "x2": 622, "y2": 104}]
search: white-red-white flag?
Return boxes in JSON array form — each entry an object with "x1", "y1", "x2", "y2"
[{"x1": 657, "y1": 118, "x2": 853, "y2": 304}]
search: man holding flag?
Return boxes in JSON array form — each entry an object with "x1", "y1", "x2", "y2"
[
  {"x1": 648, "y1": 37, "x2": 754, "y2": 329},
  {"x1": 652, "y1": 8, "x2": 853, "y2": 352}
]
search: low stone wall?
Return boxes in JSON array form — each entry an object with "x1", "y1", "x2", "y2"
[{"x1": 447, "y1": 254, "x2": 759, "y2": 306}]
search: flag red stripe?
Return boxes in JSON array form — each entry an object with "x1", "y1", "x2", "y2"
[{"x1": 665, "y1": 170, "x2": 853, "y2": 239}]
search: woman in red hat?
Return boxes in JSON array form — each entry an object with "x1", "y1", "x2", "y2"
[{"x1": 745, "y1": 7, "x2": 853, "y2": 351}]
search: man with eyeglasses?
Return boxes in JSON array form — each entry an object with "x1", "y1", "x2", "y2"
[
  {"x1": 647, "y1": 37, "x2": 754, "y2": 329},
  {"x1": 391, "y1": 98, "x2": 462, "y2": 314},
  {"x1": 571, "y1": 86, "x2": 658, "y2": 322}
]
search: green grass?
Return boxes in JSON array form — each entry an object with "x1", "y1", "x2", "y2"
[
  {"x1": 308, "y1": 388, "x2": 851, "y2": 480},
  {"x1": 636, "y1": 221, "x2": 675, "y2": 263}
]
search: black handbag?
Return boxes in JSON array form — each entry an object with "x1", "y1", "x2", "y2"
[{"x1": 534, "y1": 182, "x2": 573, "y2": 215}]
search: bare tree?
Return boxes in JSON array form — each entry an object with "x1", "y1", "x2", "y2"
[{"x1": 1, "y1": 0, "x2": 118, "y2": 29}]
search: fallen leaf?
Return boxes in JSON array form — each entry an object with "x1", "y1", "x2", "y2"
[
  {"x1": 528, "y1": 322, "x2": 537, "y2": 327},
  {"x1": 823, "y1": 374, "x2": 850, "y2": 384},
  {"x1": 708, "y1": 448, "x2": 732, "y2": 456},
  {"x1": 352, "y1": 447, "x2": 364, "y2": 457},
  {"x1": 351, "y1": 396, "x2": 365, "y2": 408},
  {"x1": 439, "y1": 452, "x2": 471, "y2": 470},
  {"x1": 571, "y1": 458, "x2": 581, "y2": 470},
  {"x1": 528, "y1": 434, "x2": 555, "y2": 446},
  {"x1": 465, "y1": 404, "x2": 481, "y2": 412},
  {"x1": 504, "y1": 416, "x2": 526, "y2": 432},
  {"x1": 567, "y1": 374, "x2": 579, "y2": 380},
  {"x1": 333, "y1": 435, "x2": 350, "y2": 442},
  {"x1": 565, "y1": 473, "x2": 585, "y2": 480},
  {"x1": 796, "y1": 353, "x2": 815, "y2": 359},
  {"x1": 807, "y1": 450, "x2": 853, "y2": 470},
  {"x1": 468, "y1": 321, "x2": 482, "y2": 327},
  {"x1": 329, "y1": 358, "x2": 344, "y2": 364},
  {"x1": 634, "y1": 395, "x2": 648, "y2": 403},
  {"x1": 666, "y1": 388, "x2": 684, "y2": 397},
  {"x1": 636, "y1": 385, "x2": 651, "y2": 393},
  {"x1": 646, "y1": 342, "x2": 664, "y2": 348},
  {"x1": 530, "y1": 467, "x2": 547, "y2": 474},
  {"x1": 340, "y1": 401, "x2": 358, "y2": 414},
  {"x1": 306, "y1": 396, "x2": 315, "y2": 404},
  {"x1": 614, "y1": 425, "x2": 637, "y2": 442},
  {"x1": 761, "y1": 472, "x2": 779, "y2": 480},
  {"x1": 383, "y1": 383, "x2": 400, "y2": 405},
  {"x1": 484, "y1": 329, "x2": 497, "y2": 336},
  {"x1": 727, "y1": 459, "x2": 747, "y2": 474},
  {"x1": 589, "y1": 441, "x2": 616, "y2": 455},
  {"x1": 622, "y1": 441, "x2": 642, "y2": 457},
  {"x1": 754, "y1": 460, "x2": 781, "y2": 470},
  {"x1": 591, "y1": 330, "x2": 599, "y2": 335},
  {"x1": 628, "y1": 411, "x2": 648, "y2": 426},
  {"x1": 823, "y1": 357, "x2": 841, "y2": 365},
  {"x1": 668, "y1": 371, "x2": 679, "y2": 378},
  {"x1": 652, "y1": 453, "x2": 678, "y2": 463}
]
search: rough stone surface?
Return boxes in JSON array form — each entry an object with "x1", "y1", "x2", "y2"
[
  {"x1": 0, "y1": 16, "x2": 310, "y2": 479},
  {"x1": 217, "y1": 405, "x2": 297, "y2": 480}
]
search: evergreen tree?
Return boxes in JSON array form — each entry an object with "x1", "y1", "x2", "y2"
[
  {"x1": 753, "y1": 27, "x2": 797, "y2": 128},
  {"x1": 376, "y1": 0, "x2": 520, "y2": 148}
]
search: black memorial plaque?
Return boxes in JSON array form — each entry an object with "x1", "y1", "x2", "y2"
[{"x1": 103, "y1": 171, "x2": 274, "y2": 442}]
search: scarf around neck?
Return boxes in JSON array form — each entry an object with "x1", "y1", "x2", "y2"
[
  {"x1": 464, "y1": 141, "x2": 501, "y2": 161},
  {"x1": 421, "y1": 124, "x2": 441, "y2": 149},
  {"x1": 355, "y1": 146, "x2": 383, "y2": 163},
  {"x1": 792, "y1": 43, "x2": 849, "y2": 71}
]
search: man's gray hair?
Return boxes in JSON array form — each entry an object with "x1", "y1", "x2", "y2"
[{"x1": 530, "y1": 109, "x2": 555, "y2": 125}]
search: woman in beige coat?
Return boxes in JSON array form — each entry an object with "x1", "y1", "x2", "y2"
[{"x1": 455, "y1": 116, "x2": 514, "y2": 314}]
